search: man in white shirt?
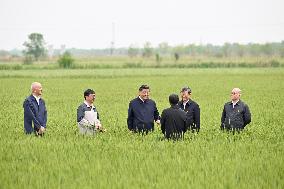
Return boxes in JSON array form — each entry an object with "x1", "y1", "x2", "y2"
[
  {"x1": 23, "y1": 82, "x2": 47, "y2": 135},
  {"x1": 77, "y1": 89, "x2": 105, "y2": 135}
]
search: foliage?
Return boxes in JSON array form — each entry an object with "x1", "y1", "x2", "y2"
[
  {"x1": 142, "y1": 41, "x2": 153, "y2": 57},
  {"x1": 0, "y1": 68, "x2": 283, "y2": 189},
  {"x1": 23, "y1": 54, "x2": 33, "y2": 65},
  {"x1": 23, "y1": 33, "x2": 47, "y2": 62},
  {"x1": 128, "y1": 44, "x2": 140, "y2": 57},
  {"x1": 58, "y1": 51, "x2": 74, "y2": 68}
]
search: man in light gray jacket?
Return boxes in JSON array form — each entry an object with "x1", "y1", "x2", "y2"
[{"x1": 77, "y1": 89, "x2": 105, "y2": 135}]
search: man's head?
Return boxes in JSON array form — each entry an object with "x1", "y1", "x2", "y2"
[
  {"x1": 84, "y1": 89, "x2": 96, "y2": 104},
  {"x1": 180, "y1": 86, "x2": 192, "y2": 102},
  {"x1": 231, "y1": 88, "x2": 241, "y2": 101},
  {"x1": 31, "y1": 82, "x2": 43, "y2": 97},
  {"x1": 169, "y1": 94, "x2": 179, "y2": 106},
  {"x1": 138, "y1": 84, "x2": 150, "y2": 101}
]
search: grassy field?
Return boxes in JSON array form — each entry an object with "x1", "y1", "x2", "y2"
[
  {"x1": 0, "y1": 56, "x2": 283, "y2": 69},
  {"x1": 0, "y1": 68, "x2": 283, "y2": 189}
]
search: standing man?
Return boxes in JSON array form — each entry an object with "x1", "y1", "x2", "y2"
[
  {"x1": 127, "y1": 84, "x2": 160, "y2": 134},
  {"x1": 161, "y1": 94, "x2": 187, "y2": 140},
  {"x1": 178, "y1": 86, "x2": 200, "y2": 132},
  {"x1": 221, "y1": 88, "x2": 251, "y2": 131},
  {"x1": 77, "y1": 89, "x2": 105, "y2": 135},
  {"x1": 23, "y1": 82, "x2": 47, "y2": 135}
]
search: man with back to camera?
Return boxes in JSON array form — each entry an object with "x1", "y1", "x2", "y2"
[
  {"x1": 178, "y1": 86, "x2": 200, "y2": 133},
  {"x1": 161, "y1": 94, "x2": 187, "y2": 140},
  {"x1": 23, "y1": 82, "x2": 47, "y2": 136},
  {"x1": 127, "y1": 84, "x2": 160, "y2": 134},
  {"x1": 221, "y1": 88, "x2": 251, "y2": 131},
  {"x1": 77, "y1": 89, "x2": 105, "y2": 135}
]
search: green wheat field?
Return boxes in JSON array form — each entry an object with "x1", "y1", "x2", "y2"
[{"x1": 0, "y1": 68, "x2": 283, "y2": 189}]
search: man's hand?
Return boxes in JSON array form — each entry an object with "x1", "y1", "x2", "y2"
[
  {"x1": 95, "y1": 123, "x2": 102, "y2": 130},
  {"x1": 37, "y1": 126, "x2": 45, "y2": 135}
]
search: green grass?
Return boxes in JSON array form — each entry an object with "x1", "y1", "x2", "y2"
[
  {"x1": 0, "y1": 56, "x2": 283, "y2": 70},
  {"x1": 0, "y1": 68, "x2": 283, "y2": 189}
]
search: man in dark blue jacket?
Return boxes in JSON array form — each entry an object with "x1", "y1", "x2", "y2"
[
  {"x1": 23, "y1": 82, "x2": 47, "y2": 135},
  {"x1": 127, "y1": 85, "x2": 160, "y2": 134},
  {"x1": 178, "y1": 86, "x2": 200, "y2": 132},
  {"x1": 221, "y1": 88, "x2": 251, "y2": 131}
]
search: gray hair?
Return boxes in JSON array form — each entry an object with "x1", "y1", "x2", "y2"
[{"x1": 31, "y1": 82, "x2": 41, "y2": 91}]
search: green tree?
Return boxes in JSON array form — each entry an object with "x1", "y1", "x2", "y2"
[
  {"x1": 142, "y1": 42, "x2": 153, "y2": 58},
  {"x1": 23, "y1": 33, "x2": 46, "y2": 61},
  {"x1": 58, "y1": 51, "x2": 74, "y2": 68}
]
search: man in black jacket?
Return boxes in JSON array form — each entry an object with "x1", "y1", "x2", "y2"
[
  {"x1": 127, "y1": 85, "x2": 160, "y2": 134},
  {"x1": 221, "y1": 88, "x2": 251, "y2": 131},
  {"x1": 178, "y1": 86, "x2": 200, "y2": 132},
  {"x1": 161, "y1": 94, "x2": 187, "y2": 140}
]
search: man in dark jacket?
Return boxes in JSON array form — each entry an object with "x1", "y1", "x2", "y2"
[
  {"x1": 178, "y1": 86, "x2": 200, "y2": 132},
  {"x1": 127, "y1": 85, "x2": 160, "y2": 134},
  {"x1": 221, "y1": 88, "x2": 251, "y2": 131},
  {"x1": 23, "y1": 82, "x2": 47, "y2": 135},
  {"x1": 161, "y1": 94, "x2": 187, "y2": 140}
]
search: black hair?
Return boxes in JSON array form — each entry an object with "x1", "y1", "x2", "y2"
[
  {"x1": 84, "y1": 89, "x2": 95, "y2": 99},
  {"x1": 139, "y1": 84, "x2": 150, "y2": 91},
  {"x1": 169, "y1": 94, "x2": 179, "y2": 105},
  {"x1": 181, "y1": 86, "x2": 192, "y2": 94}
]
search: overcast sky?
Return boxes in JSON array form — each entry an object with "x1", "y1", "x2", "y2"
[{"x1": 0, "y1": 0, "x2": 284, "y2": 50}]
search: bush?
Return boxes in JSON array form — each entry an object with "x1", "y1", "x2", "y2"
[
  {"x1": 270, "y1": 60, "x2": 280, "y2": 67},
  {"x1": 58, "y1": 52, "x2": 74, "y2": 68}
]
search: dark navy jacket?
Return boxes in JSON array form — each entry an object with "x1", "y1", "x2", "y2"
[
  {"x1": 178, "y1": 99, "x2": 200, "y2": 132},
  {"x1": 221, "y1": 100, "x2": 251, "y2": 130},
  {"x1": 161, "y1": 105, "x2": 187, "y2": 139},
  {"x1": 127, "y1": 97, "x2": 160, "y2": 132},
  {"x1": 23, "y1": 95, "x2": 47, "y2": 134}
]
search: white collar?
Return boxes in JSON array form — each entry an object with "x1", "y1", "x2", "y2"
[
  {"x1": 84, "y1": 101, "x2": 93, "y2": 108},
  {"x1": 183, "y1": 100, "x2": 189, "y2": 105},
  {"x1": 232, "y1": 100, "x2": 239, "y2": 105},
  {"x1": 33, "y1": 95, "x2": 41, "y2": 104},
  {"x1": 138, "y1": 96, "x2": 145, "y2": 102}
]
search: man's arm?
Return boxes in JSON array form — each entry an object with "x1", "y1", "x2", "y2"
[
  {"x1": 77, "y1": 105, "x2": 85, "y2": 123},
  {"x1": 77, "y1": 105, "x2": 92, "y2": 127},
  {"x1": 194, "y1": 104, "x2": 200, "y2": 131},
  {"x1": 23, "y1": 99, "x2": 42, "y2": 129},
  {"x1": 153, "y1": 102, "x2": 160, "y2": 123},
  {"x1": 42, "y1": 100, "x2": 47, "y2": 127},
  {"x1": 243, "y1": 104, "x2": 251, "y2": 127}
]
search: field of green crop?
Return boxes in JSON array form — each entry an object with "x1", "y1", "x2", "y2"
[{"x1": 0, "y1": 68, "x2": 283, "y2": 189}]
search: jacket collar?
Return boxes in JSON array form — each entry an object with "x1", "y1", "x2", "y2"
[
  {"x1": 137, "y1": 96, "x2": 148, "y2": 103},
  {"x1": 84, "y1": 101, "x2": 93, "y2": 108},
  {"x1": 171, "y1": 104, "x2": 180, "y2": 109}
]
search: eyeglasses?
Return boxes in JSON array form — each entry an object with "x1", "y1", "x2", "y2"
[{"x1": 231, "y1": 92, "x2": 239, "y2": 95}]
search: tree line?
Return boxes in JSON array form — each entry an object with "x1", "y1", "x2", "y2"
[{"x1": 0, "y1": 33, "x2": 283, "y2": 60}]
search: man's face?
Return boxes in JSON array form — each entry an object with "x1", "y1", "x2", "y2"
[
  {"x1": 86, "y1": 93, "x2": 96, "y2": 104},
  {"x1": 230, "y1": 90, "x2": 240, "y2": 101},
  {"x1": 139, "y1": 89, "x2": 150, "y2": 101},
  {"x1": 181, "y1": 91, "x2": 190, "y2": 102},
  {"x1": 33, "y1": 85, "x2": 43, "y2": 96}
]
